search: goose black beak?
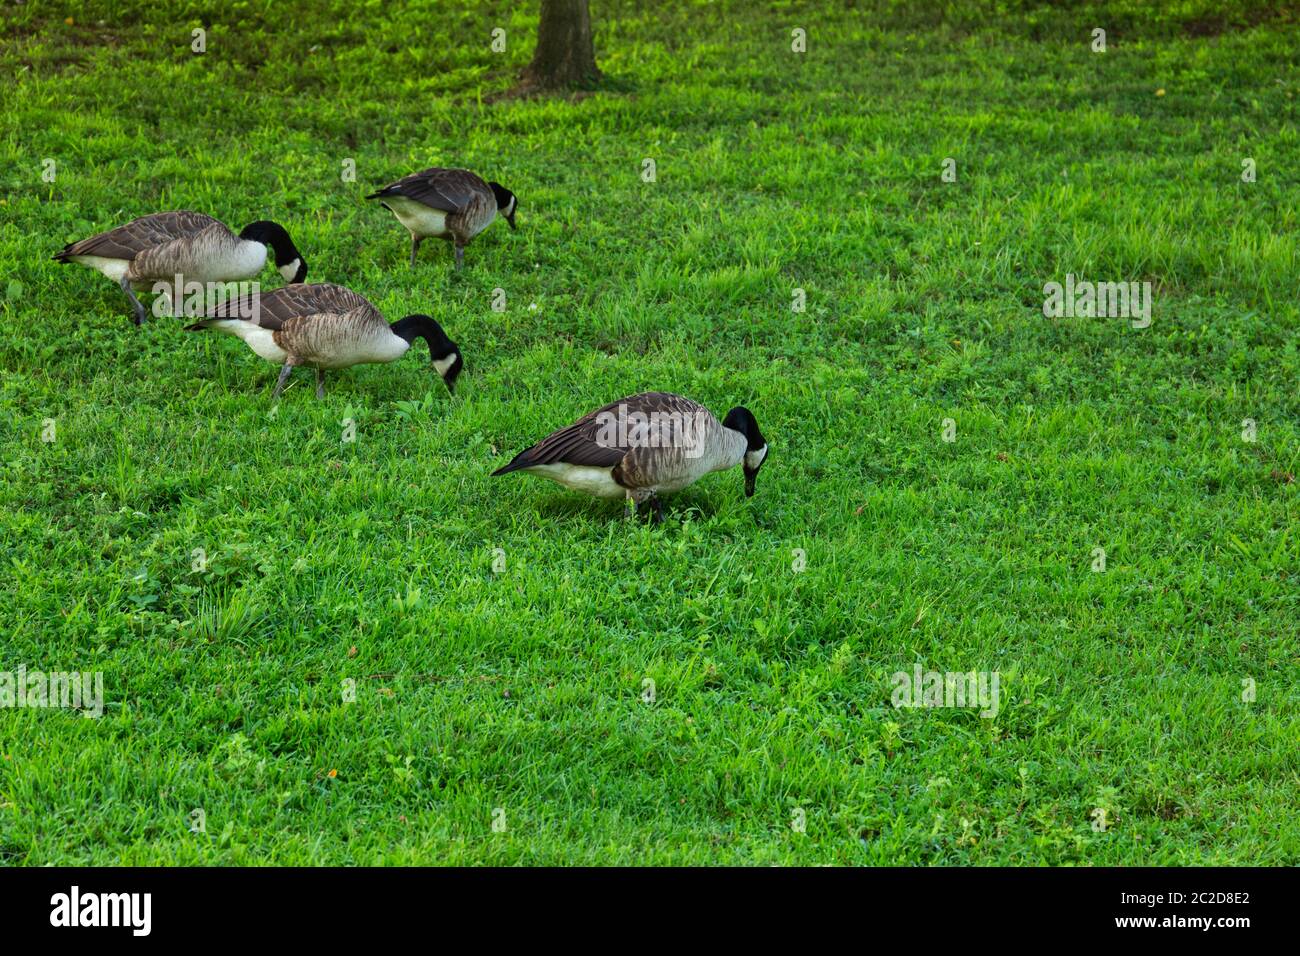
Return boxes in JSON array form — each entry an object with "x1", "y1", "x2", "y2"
[
  {"x1": 439, "y1": 353, "x2": 463, "y2": 395},
  {"x1": 744, "y1": 470, "x2": 757, "y2": 498},
  {"x1": 505, "y1": 212, "x2": 518, "y2": 231}
]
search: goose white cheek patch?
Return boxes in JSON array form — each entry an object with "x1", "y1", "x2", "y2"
[
  {"x1": 278, "y1": 259, "x2": 300, "y2": 283},
  {"x1": 433, "y1": 353, "x2": 459, "y2": 378},
  {"x1": 745, "y1": 445, "x2": 768, "y2": 470}
]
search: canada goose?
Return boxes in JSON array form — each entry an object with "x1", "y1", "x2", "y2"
[
  {"x1": 52, "y1": 211, "x2": 308, "y2": 325},
  {"x1": 365, "y1": 168, "x2": 517, "y2": 269},
  {"x1": 491, "y1": 392, "x2": 768, "y2": 522},
  {"x1": 184, "y1": 283, "x2": 462, "y2": 399}
]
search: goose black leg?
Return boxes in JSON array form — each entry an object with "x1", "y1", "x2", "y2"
[
  {"x1": 624, "y1": 493, "x2": 637, "y2": 522},
  {"x1": 120, "y1": 276, "x2": 146, "y2": 325},
  {"x1": 649, "y1": 495, "x2": 664, "y2": 524},
  {"x1": 272, "y1": 363, "x2": 294, "y2": 399},
  {"x1": 315, "y1": 368, "x2": 326, "y2": 400},
  {"x1": 454, "y1": 243, "x2": 465, "y2": 271},
  {"x1": 409, "y1": 236, "x2": 421, "y2": 267}
]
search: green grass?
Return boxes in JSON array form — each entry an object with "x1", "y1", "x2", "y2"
[{"x1": 1, "y1": 0, "x2": 1297, "y2": 864}]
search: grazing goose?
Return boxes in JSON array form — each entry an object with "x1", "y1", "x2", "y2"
[
  {"x1": 365, "y1": 167, "x2": 517, "y2": 269},
  {"x1": 53, "y1": 211, "x2": 308, "y2": 325},
  {"x1": 491, "y1": 392, "x2": 768, "y2": 522},
  {"x1": 184, "y1": 283, "x2": 462, "y2": 399}
]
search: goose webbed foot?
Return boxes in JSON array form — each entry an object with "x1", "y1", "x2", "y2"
[
  {"x1": 625, "y1": 493, "x2": 664, "y2": 524},
  {"x1": 315, "y1": 368, "x2": 326, "y2": 400},
  {"x1": 272, "y1": 362, "x2": 294, "y2": 399},
  {"x1": 120, "y1": 277, "x2": 146, "y2": 325}
]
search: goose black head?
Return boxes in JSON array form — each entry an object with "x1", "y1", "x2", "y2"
[
  {"x1": 489, "y1": 182, "x2": 518, "y2": 230},
  {"x1": 723, "y1": 406, "x2": 768, "y2": 498},
  {"x1": 239, "y1": 220, "x2": 308, "y2": 283},
  {"x1": 390, "y1": 314, "x2": 462, "y2": 394}
]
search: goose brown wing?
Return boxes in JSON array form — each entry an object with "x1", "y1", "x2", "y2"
[
  {"x1": 56, "y1": 211, "x2": 224, "y2": 261},
  {"x1": 199, "y1": 283, "x2": 379, "y2": 332},
  {"x1": 367, "y1": 168, "x2": 489, "y2": 213},
  {"x1": 492, "y1": 393, "x2": 705, "y2": 475}
]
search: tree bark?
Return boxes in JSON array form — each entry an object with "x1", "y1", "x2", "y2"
[{"x1": 519, "y1": 0, "x2": 601, "y2": 91}]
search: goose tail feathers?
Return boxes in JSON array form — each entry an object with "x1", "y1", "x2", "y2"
[{"x1": 491, "y1": 452, "x2": 533, "y2": 477}]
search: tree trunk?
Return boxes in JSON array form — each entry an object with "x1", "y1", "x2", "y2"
[{"x1": 519, "y1": 0, "x2": 601, "y2": 91}]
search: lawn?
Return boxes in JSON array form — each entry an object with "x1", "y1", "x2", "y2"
[{"x1": 0, "y1": 0, "x2": 1297, "y2": 865}]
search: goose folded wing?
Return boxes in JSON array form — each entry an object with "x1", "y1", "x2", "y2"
[
  {"x1": 199, "y1": 283, "x2": 374, "y2": 331},
  {"x1": 540, "y1": 393, "x2": 708, "y2": 466},
  {"x1": 497, "y1": 394, "x2": 710, "y2": 475},
  {"x1": 60, "y1": 211, "x2": 222, "y2": 260},
  {"x1": 373, "y1": 169, "x2": 484, "y2": 213},
  {"x1": 502, "y1": 408, "x2": 629, "y2": 471}
]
